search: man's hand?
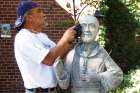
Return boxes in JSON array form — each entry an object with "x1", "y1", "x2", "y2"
[{"x1": 61, "y1": 26, "x2": 76, "y2": 44}]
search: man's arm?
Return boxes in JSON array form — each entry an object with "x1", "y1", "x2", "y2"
[{"x1": 42, "y1": 27, "x2": 76, "y2": 66}]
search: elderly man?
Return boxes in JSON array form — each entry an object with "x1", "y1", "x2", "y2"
[
  {"x1": 14, "y1": 1, "x2": 76, "y2": 93},
  {"x1": 54, "y1": 15, "x2": 123, "y2": 93}
]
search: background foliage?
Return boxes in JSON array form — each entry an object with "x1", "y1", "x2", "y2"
[
  {"x1": 99, "y1": 0, "x2": 140, "y2": 72},
  {"x1": 109, "y1": 65, "x2": 140, "y2": 93},
  {"x1": 101, "y1": 0, "x2": 140, "y2": 92}
]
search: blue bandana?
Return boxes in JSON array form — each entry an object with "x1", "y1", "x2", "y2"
[{"x1": 15, "y1": 1, "x2": 39, "y2": 28}]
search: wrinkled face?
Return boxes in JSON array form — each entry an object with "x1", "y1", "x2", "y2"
[
  {"x1": 79, "y1": 15, "x2": 99, "y2": 43},
  {"x1": 25, "y1": 7, "x2": 47, "y2": 32},
  {"x1": 31, "y1": 7, "x2": 46, "y2": 29}
]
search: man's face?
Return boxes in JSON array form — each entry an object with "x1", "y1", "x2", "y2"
[
  {"x1": 79, "y1": 15, "x2": 99, "y2": 43},
  {"x1": 29, "y1": 7, "x2": 47, "y2": 30}
]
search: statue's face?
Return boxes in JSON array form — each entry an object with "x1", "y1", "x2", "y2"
[{"x1": 79, "y1": 15, "x2": 99, "y2": 43}]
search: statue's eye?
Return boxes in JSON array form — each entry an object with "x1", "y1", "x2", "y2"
[
  {"x1": 81, "y1": 23, "x2": 87, "y2": 30},
  {"x1": 81, "y1": 23, "x2": 87, "y2": 27},
  {"x1": 90, "y1": 23, "x2": 96, "y2": 28}
]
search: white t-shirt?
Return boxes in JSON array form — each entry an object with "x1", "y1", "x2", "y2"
[{"x1": 14, "y1": 28, "x2": 57, "y2": 89}]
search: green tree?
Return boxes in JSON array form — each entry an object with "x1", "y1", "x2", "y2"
[{"x1": 104, "y1": 0, "x2": 139, "y2": 72}]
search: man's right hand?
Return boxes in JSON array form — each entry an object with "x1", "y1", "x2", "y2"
[{"x1": 61, "y1": 26, "x2": 76, "y2": 44}]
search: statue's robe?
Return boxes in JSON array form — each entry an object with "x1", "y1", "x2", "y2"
[{"x1": 54, "y1": 43, "x2": 123, "y2": 93}]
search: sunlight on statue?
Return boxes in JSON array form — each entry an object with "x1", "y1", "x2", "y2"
[{"x1": 53, "y1": 15, "x2": 123, "y2": 93}]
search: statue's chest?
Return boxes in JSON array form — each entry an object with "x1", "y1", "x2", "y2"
[{"x1": 79, "y1": 57, "x2": 103, "y2": 74}]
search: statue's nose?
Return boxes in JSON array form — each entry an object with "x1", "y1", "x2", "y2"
[{"x1": 84, "y1": 25, "x2": 89, "y2": 32}]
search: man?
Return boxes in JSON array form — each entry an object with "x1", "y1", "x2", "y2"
[
  {"x1": 14, "y1": 1, "x2": 76, "y2": 93},
  {"x1": 54, "y1": 15, "x2": 123, "y2": 93}
]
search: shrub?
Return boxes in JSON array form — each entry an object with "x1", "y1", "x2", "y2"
[{"x1": 109, "y1": 65, "x2": 140, "y2": 93}]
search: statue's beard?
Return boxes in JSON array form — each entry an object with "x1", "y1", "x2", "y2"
[
  {"x1": 81, "y1": 30, "x2": 98, "y2": 43},
  {"x1": 81, "y1": 35, "x2": 96, "y2": 43}
]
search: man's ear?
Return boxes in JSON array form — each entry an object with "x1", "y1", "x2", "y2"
[{"x1": 25, "y1": 15, "x2": 33, "y2": 22}]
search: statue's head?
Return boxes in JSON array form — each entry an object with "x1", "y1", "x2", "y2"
[{"x1": 79, "y1": 15, "x2": 99, "y2": 43}]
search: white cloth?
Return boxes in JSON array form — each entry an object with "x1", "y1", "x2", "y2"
[{"x1": 14, "y1": 29, "x2": 57, "y2": 89}]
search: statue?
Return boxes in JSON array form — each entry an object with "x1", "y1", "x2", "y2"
[{"x1": 53, "y1": 15, "x2": 123, "y2": 93}]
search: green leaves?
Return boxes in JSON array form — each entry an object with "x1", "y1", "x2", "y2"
[{"x1": 109, "y1": 65, "x2": 140, "y2": 93}]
